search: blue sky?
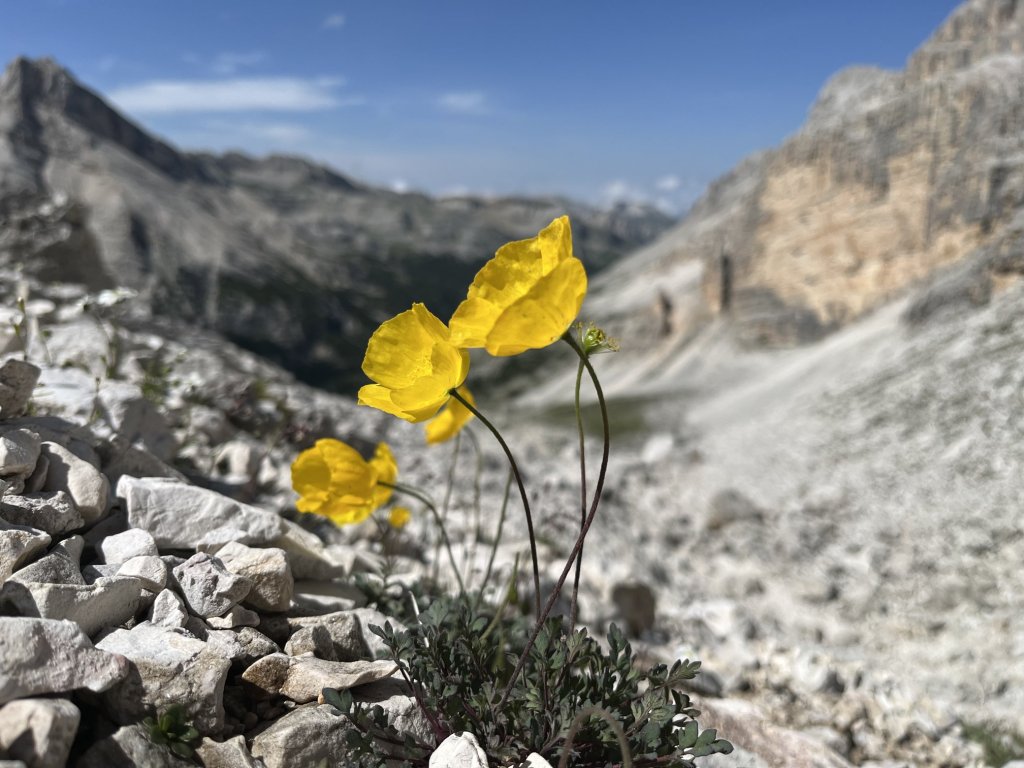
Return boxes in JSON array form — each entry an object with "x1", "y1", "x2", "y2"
[{"x1": 3, "y1": 1, "x2": 962, "y2": 212}]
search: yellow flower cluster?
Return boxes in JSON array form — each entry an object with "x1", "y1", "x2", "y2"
[
  {"x1": 291, "y1": 215, "x2": 587, "y2": 526},
  {"x1": 291, "y1": 439, "x2": 397, "y2": 526},
  {"x1": 361, "y1": 215, "x2": 585, "y2": 426}
]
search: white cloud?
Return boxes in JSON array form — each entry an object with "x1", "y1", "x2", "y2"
[
  {"x1": 601, "y1": 179, "x2": 646, "y2": 205},
  {"x1": 437, "y1": 91, "x2": 487, "y2": 115},
  {"x1": 656, "y1": 174, "x2": 681, "y2": 192},
  {"x1": 108, "y1": 77, "x2": 347, "y2": 113},
  {"x1": 322, "y1": 13, "x2": 345, "y2": 29},
  {"x1": 391, "y1": 179, "x2": 410, "y2": 193},
  {"x1": 209, "y1": 51, "x2": 267, "y2": 76}
]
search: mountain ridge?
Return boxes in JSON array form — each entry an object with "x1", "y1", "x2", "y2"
[
  {"x1": 580, "y1": 0, "x2": 1024, "y2": 398},
  {"x1": 0, "y1": 55, "x2": 673, "y2": 390}
]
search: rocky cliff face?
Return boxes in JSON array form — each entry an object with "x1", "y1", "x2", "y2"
[
  {"x1": 0, "y1": 57, "x2": 672, "y2": 391},
  {"x1": 587, "y1": 0, "x2": 1024, "y2": 396}
]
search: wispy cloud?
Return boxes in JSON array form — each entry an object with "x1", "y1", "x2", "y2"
[
  {"x1": 209, "y1": 51, "x2": 267, "y2": 76},
  {"x1": 437, "y1": 91, "x2": 488, "y2": 115},
  {"x1": 655, "y1": 174, "x2": 681, "y2": 192},
  {"x1": 322, "y1": 13, "x2": 346, "y2": 29},
  {"x1": 108, "y1": 77, "x2": 348, "y2": 113},
  {"x1": 181, "y1": 51, "x2": 268, "y2": 76}
]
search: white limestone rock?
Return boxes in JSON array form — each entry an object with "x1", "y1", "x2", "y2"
[
  {"x1": 0, "y1": 360, "x2": 40, "y2": 420},
  {"x1": 171, "y1": 553, "x2": 252, "y2": 618},
  {"x1": 38, "y1": 443, "x2": 108, "y2": 524},
  {"x1": 214, "y1": 541, "x2": 293, "y2": 613},
  {"x1": 0, "y1": 617, "x2": 127, "y2": 704},
  {"x1": 0, "y1": 491, "x2": 83, "y2": 535},
  {"x1": 430, "y1": 732, "x2": 489, "y2": 768},
  {"x1": 95, "y1": 623, "x2": 232, "y2": 734},
  {"x1": 241, "y1": 653, "x2": 397, "y2": 704},
  {"x1": 98, "y1": 528, "x2": 158, "y2": 564},
  {"x1": 0, "y1": 576, "x2": 144, "y2": 636},
  {"x1": 0, "y1": 698, "x2": 80, "y2": 768},
  {"x1": 116, "y1": 555, "x2": 167, "y2": 592},
  {"x1": 117, "y1": 475, "x2": 283, "y2": 549},
  {"x1": 0, "y1": 428, "x2": 41, "y2": 478},
  {"x1": 0, "y1": 520, "x2": 50, "y2": 584},
  {"x1": 249, "y1": 704, "x2": 358, "y2": 768}
]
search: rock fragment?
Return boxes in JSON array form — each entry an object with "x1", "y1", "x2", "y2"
[
  {"x1": 39, "y1": 443, "x2": 108, "y2": 524},
  {"x1": 249, "y1": 705, "x2": 358, "y2": 768},
  {"x1": 0, "y1": 617, "x2": 127, "y2": 704},
  {"x1": 117, "y1": 476, "x2": 283, "y2": 549},
  {"x1": 0, "y1": 360, "x2": 40, "y2": 420},
  {"x1": 76, "y1": 723, "x2": 193, "y2": 768},
  {"x1": 242, "y1": 653, "x2": 396, "y2": 703},
  {"x1": 95, "y1": 623, "x2": 232, "y2": 734},
  {"x1": 0, "y1": 697, "x2": 80, "y2": 768},
  {"x1": 430, "y1": 732, "x2": 488, "y2": 768},
  {"x1": 172, "y1": 553, "x2": 251, "y2": 618},
  {"x1": 0, "y1": 520, "x2": 50, "y2": 583},
  {"x1": 0, "y1": 492, "x2": 83, "y2": 535},
  {"x1": 0, "y1": 428, "x2": 41, "y2": 478},
  {"x1": 214, "y1": 541, "x2": 293, "y2": 612},
  {"x1": 97, "y1": 528, "x2": 158, "y2": 563}
]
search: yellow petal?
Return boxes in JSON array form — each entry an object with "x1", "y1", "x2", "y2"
[
  {"x1": 361, "y1": 303, "x2": 443, "y2": 389},
  {"x1": 388, "y1": 506, "x2": 411, "y2": 529},
  {"x1": 449, "y1": 216, "x2": 585, "y2": 355},
  {"x1": 424, "y1": 385, "x2": 475, "y2": 444},
  {"x1": 369, "y1": 443, "x2": 397, "y2": 507},
  {"x1": 485, "y1": 258, "x2": 587, "y2": 356},
  {"x1": 357, "y1": 384, "x2": 417, "y2": 422},
  {"x1": 359, "y1": 303, "x2": 467, "y2": 422}
]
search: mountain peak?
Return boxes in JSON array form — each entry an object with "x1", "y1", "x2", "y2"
[
  {"x1": 0, "y1": 55, "x2": 203, "y2": 183},
  {"x1": 0, "y1": 56, "x2": 79, "y2": 108},
  {"x1": 907, "y1": 0, "x2": 1024, "y2": 80}
]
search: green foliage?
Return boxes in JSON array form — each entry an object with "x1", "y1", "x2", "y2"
[
  {"x1": 326, "y1": 595, "x2": 732, "y2": 767},
  {"x1": 139, "y1": 354, "x2": 180, "y2": 407},
  {"x1": 961, "y1": 721, "x2": 1024, "y2": 766},
  {"x1": 142, "y1": 704, "x2": 200, "y2": 760}
]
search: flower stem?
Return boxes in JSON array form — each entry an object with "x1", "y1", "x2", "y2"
[
  {"x1": 569, "y1": 356, "x2": 586, "y2": 633},
  {"x1": 473, "y1": 468, "x2": 513, "y2": 611},
  {"x1": 449, "y1": 388, "x2": 542, "y2": 618},
  {"x1": 499, "y1": 331, "x2": 611, "y2": 708},
  {"x1": 382, "y1": 481, "x2": 466, "y2": 597}
]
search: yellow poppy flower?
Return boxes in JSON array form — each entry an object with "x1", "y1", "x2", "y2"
[
  {"x1": 424, "y1": 385, "x2": 475, "y2": 444},
  {"x1": 388, "y1": 506, "x2": 411, "y2": 529},
  {"x1": 291, "y1": 439, "x2": 397, "y2": 526},
  {"x1": 358, "y1": 303, "x2": 471, "y2": 422},
  {"x1": 449, "y1": 215, "x2": 587, "y2": 356}
]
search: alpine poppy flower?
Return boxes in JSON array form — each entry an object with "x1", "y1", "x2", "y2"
[
  {"x1": 449, "y1": 216, "x2": 587, "y2": 356},
  {"x1": 291, "y1": 439, "x2": 397, "y2": 526},
  {"x1": 424, "y1": 384, "x2": 475, "y2": 444},
  {"x1": 358, "y1": 303, "x2": 470, "y2": 422}
]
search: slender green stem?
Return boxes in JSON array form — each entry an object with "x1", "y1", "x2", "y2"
[
  {"x1": 473, "y1": 469, "x2": 513, "y2": 611},
  {"x1": 569, "y1": 356, "x2": 587, "y2": 632},
  {"x1": 449, "y1": 388, "x2": 541, "y2": 618},
  {"x1": 499, "y1": 332, "x2": 611, "y2": 708},
  {"x1": 431, "y1": 432, "x2": 461, "y2": 587},
  {"x1": 382, "y1": 481, "x2": 466, "y2": 596},
  {"x1": 462, "y1": 427, "x2": 485, "y2": 587}
]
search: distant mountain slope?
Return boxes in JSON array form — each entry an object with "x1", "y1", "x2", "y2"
[
  {"x1": 585, "y1": 0, "x2": 1024, "y2": 395},
  {"x1": 0, "y1": 56, "x2": 673, "y2": 389}
]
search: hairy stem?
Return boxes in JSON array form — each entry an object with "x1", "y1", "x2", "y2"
[
  {"x1": 569, "y1": 356, "x2": 587, "y2": 632},
  {"x1": 499, "y1": 332, "x2": 610, "y2": 708},
  {"x1": 383, "y1": 481, "x2": 466, "y2": 596},
  {"x1": 449, "y1": 388, "x2": 541, "y2": 618}
]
